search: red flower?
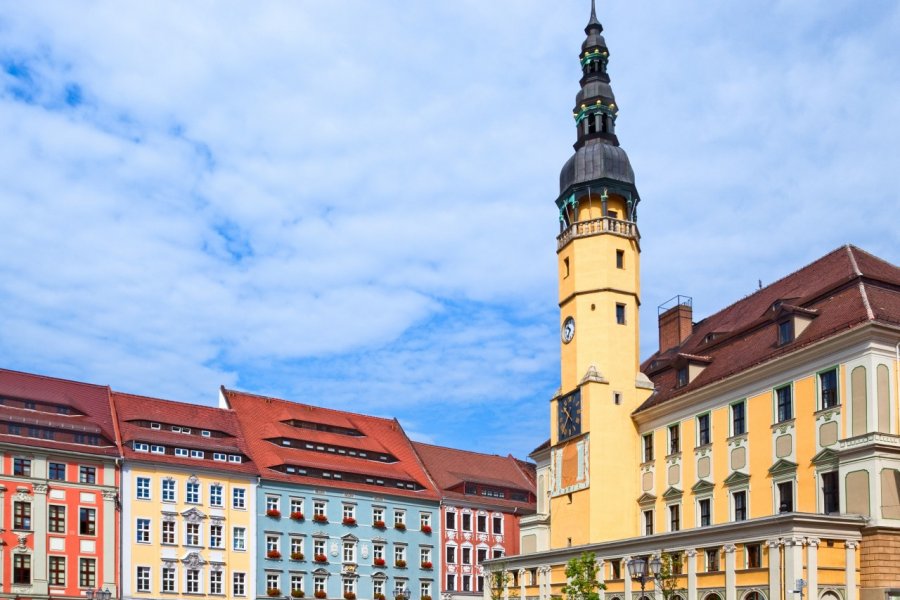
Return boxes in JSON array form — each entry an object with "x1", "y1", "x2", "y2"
[
  {"x1": 342, "y1": 517, "x2": 357, "y2": 526},
  {"x1": 373, "y1": 520, "x2": 386, "y2": 529},
  {"x1": 314, "y1": 554, "x2": 328, "y2": 563},
  {"x1": 267, "y1": 550, "x2": 282, "y2": 559},
  {"x1": 266, "y1": 509, "x2": 281, "y2": 518},
  {"x1": 290, "y1": 512, "x2": 305, "y2": 521},
  {"x1": 420, "y1": 524, "x2": 432, "y2": 534},
  {"x1": 314, "y1": 591, "x2": 327, "y2": 599},
  {"x1": 373, "y1": 558, "x2": 386, "y2": 567}
]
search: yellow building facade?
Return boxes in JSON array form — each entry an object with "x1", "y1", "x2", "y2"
[
  {"x1": 114, "y1": 392, "x2": 259, "y2": 600},
  {"x1": 496, "y1": 4, "x2": 900, "y2": 600}
]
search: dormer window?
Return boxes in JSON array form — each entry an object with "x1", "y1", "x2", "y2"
[
  {"x1": 676, "y1": 367, "x2": 689, "y2": 388},
  {"x1": 777, "y1": 320, "x2": 793, "y2": 346}
]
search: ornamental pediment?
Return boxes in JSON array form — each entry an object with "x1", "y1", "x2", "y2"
[
  {"x1": 768, "y1": 459, "x2": 798, "y2": 476},
  {"x1": 723, "y1": 471, "x2": 750, "y2": 487},
  {"x1": 662, "y1": 486, "x2": 683, "y2": 500},
  {"x1": 811, "y1": 449, "x2": 838, "y2": 466},
  {"x1": 181, "y1": 552, "x2": 206, "y2": 568},
  {"x1": 181, "y1": 507, "x2": 207, "y2": 522},
  {"x1": 691, "y1": 479, "x2": 715, "y2": 494},
  {"x1": 637, "y1": 493, "x2": 656, "y2": 505}
]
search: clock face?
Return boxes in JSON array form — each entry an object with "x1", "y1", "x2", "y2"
[
  {"x1": 557, "y1": 390, "x2": 582, "y2": 441},
  {"x1": 561, "y1": 316, "x2": 575, "y2": 344}
]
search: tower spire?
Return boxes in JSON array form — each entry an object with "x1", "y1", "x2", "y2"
[{"x1": 586, "y1": 0, "x2": 601, "y2": 32}]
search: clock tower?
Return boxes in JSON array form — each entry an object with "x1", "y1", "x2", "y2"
[{"x1": 548, "y1": 0, "x2": 654, "y2": 548}]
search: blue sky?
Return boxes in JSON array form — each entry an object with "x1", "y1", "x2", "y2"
[{"x1": 1, "y1": 1, "x2": 898, "y2": 458}]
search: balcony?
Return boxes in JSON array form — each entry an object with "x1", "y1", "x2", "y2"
[
  {"x1": 557, "y1": 216, "x2": 639, "y2": 250},
  {"x1": 838, "y1": 432, "x2": 900, "y2": 454}
]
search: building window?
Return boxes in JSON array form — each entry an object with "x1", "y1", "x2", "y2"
[
  {"x1": 78, "y1": 508, "x2": 97, "y2": 535},
  {"x1": 698, "y1": 498, "x2": 711, "y2": 527},
  {"x1": 492, "y1": 548, "x2": 504, "y2": 559},
  {"x1": 394, "y1": 509, "x2": 406, "y2": 526},
  {"x1": 676, "y1": 367, "x2": 688, "y2": 388},
  {"x1": 394, "y1": 544, "x2": 407, "y2": 564},
  {"x1": 492, "y1": 515, "x2": 502, "y2": 534},
  {"x1": 643, "y1": 509, "x2": 654, "y2": 535},
  {"x1": 137, "y1": 518, "x2": 151, "y2": 543},
  {"x1": 210, "y1": 570, "x2": 223, "y2": 595},
  {"x1": 776, "y1": 385, "x2": 793, "y2": 422},
  {"x1": 343, "y1": 504, "x2": 356, "y2": 521},
  {"x1": 463, "y1": 575, "x2": 472, "y2": 592},
  {"x1": 669, "y1": 505, "x2": 680, "y2": 531},
  {"x1": 746, "y1": 544, "x2": 762, "y2": 569},
  {"x1": 462, "y1": 512, "x2": 472, "y2": 531},
  {"x1": 233, "y1": 573, "x2": 246, "y2": 597},
  {"x1": 476, "y1": 514, "x2": 487, "y2": 533},
  {"x1": 422, "y1": 581, "x2": 432, "y2": 599},
  {"x1": 210, "y1": 484, "x2": 223, "y2": 507},
  {"x1": 314, "y1": 576, "x2": 326, "y2": 595},
  {"x1": 233, "y1": 527, "x2": 246, "y2": 550},
  {"x1": 14, "y1": 501, "x2": 32, "y2": 530},
  {"x1": 137, "y1": 566, "x2": 151, "y2": 592},
  {"x1": 610, "y1": 560, "x2": 621, "y2": 579},
  {"x1": 373, "y1": 579, "x2": 385, "y2": 598},
  {"x1": 291, "y1": 498, "x2": 304, "y2": 516},
  {"x1": 477, "y1": 547, "x2": 487, "y2": 563},
  {"x1": 731, "y1": 401, "x2": 746, "y2": 436},
  {"x1": 616, "y1": 303, "x2": 626, "y2": 325},
  {"x1": 210, "y1": 524, "x2": 223, "y2": 548},
  {"x1": 343, "y1": 541, "x2": 356, "y2": 563},
  {"x1": 447, "y1": 574, "x2": 456, "y2": 590},
  {"x1": 80, "y1": 558, "x2": 96, "y2": 588},
  {"x1": 266, "y1": 574, "x2": 280, "y2": 594},
  {"x1": 342, "y1": 578, "x2": 356, "y2": 597},
  {"x1": 190, "y1": 450, "x2": 204, "y2": 459},
  {"x1": 162, "y1": 479, "x2": 176, "y2": 502},
  {"x1": 705, "y1": 549, "x2": 719, "y2": 572},
  {"x1": 49, "y1": 505, "x2": 66, "y2": 533},
  {"x1": 49, "y1": 462, "x2": 66, "y2": 480},
  {"x1": 462, "y1": 546, "x2": 472, "y2": 565},
  {"x1": 820, "y1": 368, "x2": 839, "y2": 409},
  {"x1": 668, "y1": 424, "x2": 680, "y2": 454},
  {"x1": 162, "y1": 567, "x2": 176, "y2": 593},
  {"x1": 777, "y1": 320, "x2": 793, "y2": 345},
  {"x1": 733, "y1": 491, "x2": 747, "y2": 521},
  {"x1": 697, "y1": 413, "x2": 711, "y2": 446},
  {"x1": 373, "y1": 543, "x2": 385, "y2": 561},
  {"x1": 14, "y1": 554, "x2": 31, "y2": 584},
  {"x1": 186, "y1": 481, "x2": 200, "y2": 504},
  {"x1": 266, "y1": 496, "x2": 280, "y2": 513},
  {"x1": 314, "y1": 500, "x2": 327, "y2": 519},
  {"x1": 642, "y1": 433, "x2": 654, "y2": 462},
  {"x1": 616, "y1": 249, "x2": 624, "y2": 269},
  {"x1": 420, "y1": 547, "x2": 432, "y2": 567},
  {"x1": 137, "y1": 477, "x2": 151, "y2": 499},
  {"x1": 13, "y1": 457, "x2": 31, "y2": 476},
  {"x1": 175, "y1": 448, "x2": 189, "y2": 457},
  {"x1": 446, "y1": 546, "x2": 457, "y2": 564},
  {"x1": 79, "y1": 466, "x2": 97, "y2": 484},
  {"x1": 445, "y1": 511, "x2": 456, "y2": 530},
  {"x1": 186, "y1": 522, "x2": 200, "y2": 546},
  {"x1": 778, "y1": 481, "x2": 794, "y2": 513},
  {"x1": 822, "y1": 472, "x2": 840, "y2": 513},
  {"x1": 233, "y1": 487, "x2": 246, "y2": 509},
  {"x1": 50, "y1": 556, "x2": 66, "y2": 586},
  {"x1": 291, "y1": 574, "x2": 303, "y2": 595},
  {"x1": 186, "y1": 569, "x2": 200, "y2": 594},
  {"x1": 291, "y1": 537, "x2": 303, "y2": 556},
  {"x1": 162, "y1": 521, "x2": 176, "y2": 545}
]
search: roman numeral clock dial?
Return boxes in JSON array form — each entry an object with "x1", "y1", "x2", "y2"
[{"x1": 557, "y1": 390, "x2": 581, "y2": 441}]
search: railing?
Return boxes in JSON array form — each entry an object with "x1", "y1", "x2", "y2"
[
  {"x1": 839, "y1": 432, "x2": 900, "y2": 449},
  {"x1": 557, "y1": 216, "x2": 638, "y2": 249}
]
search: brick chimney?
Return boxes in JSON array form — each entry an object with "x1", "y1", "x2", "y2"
[{"x1": 658, "y1": 296, "x2": 693, "y2": 352}]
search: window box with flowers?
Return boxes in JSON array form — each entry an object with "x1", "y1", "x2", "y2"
[
  {"x1": 373, "y1": 558, "x2": 386, "y2": 567},
  {"x1": 267, "y1": 589, "x2": 282, "y2": 597},
  {"x1": 420, "y1": 524, "x2": 432, "y2": 534},
  {"x1": 372, "y1": 520, "x2": 386, "y2": 529},
  {"x1": 421, "y1": 561, "x2": 433, "y2": 570},
  {"x1": 313, "y1": 514, "x2": 329, "y2": 524},
  {"x1": 344, "y1": 593, "x2": 356, "y2": 600},
  {"x1": 342, "y1": 517, "x2": 357, "y2": 526},
  {"x1": 266, "y1": 508, "x2": 281, "y2": 519},
  {"x1": 290, "y1": 512, "x2": 305, "y2": 521},
  {"x1": 267, "y1": 550, "x2": 282, "y2": 560},
  {"x1": 422, "y1": 596, "x2": 432, "y2": 600},
  {"x1": 314, "y1": 592, "x2": 327, "y2": 599},
  {"x1": 291, "y1": 591, "x2": 305, "y2": 599},
  {"x1": 291, "y1": 552, "x2": 305, "y2": 561},
  {"x1": 393, "y1": 523, "x2": 406, "y2": 531},
  {"x1": 314, "y1": 554, "x2": 328, "y2": 564},
  {"x1": 394, "y1": 559, "x2": 407, "y2": 568},
  {"x1": 374, "y1": 594, "x2": 385, "y2": 600}
]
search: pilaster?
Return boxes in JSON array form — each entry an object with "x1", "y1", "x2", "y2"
[
  {"x1": 32, "y1": 483, "x2": 49, "y2": 595},
  {"x1": 102, "y1": 489, "x2": 118, "y2": 593},
  {"x1": 767, "y1": 540, "x2": 781, "y2": 600},
  {"x1": 783, "y1": 537, "x2": 804, "y2": 593},
  {"x1": 724, "y1": 545, "x2": 737, "y2": 600},
  {"x1": 518, "y1": 568, "x2": 526, "y2": 600},
  {"x1": 0, "y1": 485, "x2": 5, "y2": 587},
  {"x1": 622, "y1": 556, "x2": 633, "y2": 600},
  {"x1": 845, "y1": 541, "x2": 858, "y2": 600},
  {"x1": 806, "y1": 538, "x2": 819, "y2": 600},
  {"x1": 686, "y1": 549, "x2": 697, "y2": 600},
  {"x1": 597, "y1": 559, "x2": 605, "y2": 600}
]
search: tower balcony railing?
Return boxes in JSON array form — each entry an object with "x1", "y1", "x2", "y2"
[{"x1": 557, "y1": 216, "x2": 639, "y2": 250}]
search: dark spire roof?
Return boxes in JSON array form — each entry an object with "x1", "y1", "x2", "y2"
[{"x1": 558, "y1": 1, "x2": 637, "y2": 199}]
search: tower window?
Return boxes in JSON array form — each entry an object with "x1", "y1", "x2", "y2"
[
  {"x1": 563, "y1": 257, "x2": 570, "y2": 278},
  {"x1": 616, "y1": 250, "x2": 624, "y2": 269},
  {"x1": 615, "y1": 303, "x2": 626, "y2": 324}
]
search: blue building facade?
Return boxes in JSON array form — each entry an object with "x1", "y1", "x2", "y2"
[{"x1": 255, "y1": 481, "x2": 440, "y2": 600}]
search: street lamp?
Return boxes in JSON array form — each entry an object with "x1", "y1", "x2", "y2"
[
  {"x1": 394, "y1": 586, "x2": 410, "y2": 600},
  {"x1": 627, "y1": 557, "x2": 662, "y2": 599},
  {"x1": 86, "y1": 588, "x2": 112, "y2": 600}
]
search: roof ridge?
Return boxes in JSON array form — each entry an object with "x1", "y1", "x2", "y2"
[
  {"x1": 0, "y1": 367, "x2": 108, "y2": 390},
  {"x1": 413, "y1": 440, "x2": 526, "y2": 462},
  {"x1": 846, "y1": 245, "x2": 863, "y2": 277},
  {"x1": 222, "y1": 387, "x2": 399, "y2": 425},
  {"x1": 112, "y1": 390, "x2": 230, "y2": 413}
]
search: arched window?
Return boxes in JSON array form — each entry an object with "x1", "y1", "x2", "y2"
[{"x1": 705, "y1": 594, "x2": 723, "y2": 600}]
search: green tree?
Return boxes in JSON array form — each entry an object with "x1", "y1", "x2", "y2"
[
  {"x1": 562, "y1": 553, "x2": 605, "y2": 600},
  {"x1": 489, "y1": 563, "x2": 512, "y2": 600},
  {"x1": 657, "y1": 553, "x2": 685, "y2": 600}
]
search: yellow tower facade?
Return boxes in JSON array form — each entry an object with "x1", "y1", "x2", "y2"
[{"x1": 548, "y1": 2, "x2": 653, "y2": 548}]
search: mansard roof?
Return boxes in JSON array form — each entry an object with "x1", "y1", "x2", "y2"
[{"x1": 638, "y1": 245, "x2": 900, "y2": 413}]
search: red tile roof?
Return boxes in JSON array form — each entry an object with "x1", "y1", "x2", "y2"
[
  {"x1": 112, "y1": 391, "x2": 258, "y2": 476},
  {"x1": 222, "y1": 387, "x2": 440, "y2": 500},
  {"x1": 412, "y1": 442, "x2": 536, "y2": 513},
  {"x1": 0, "y1": 368, "x2": 119, "y2": 457},
  {"x1": 638, "y1": 245, "x2": 900, "y2": 412}
]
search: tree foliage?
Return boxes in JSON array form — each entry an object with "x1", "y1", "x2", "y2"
[
  {"x1": 562, "y1": 553, "x2": 605, "y2": 600},
  {"x1": 657, "y1": 553, "x2": 685, "y2": 600},
  {"x1": 489, "y1": 563, "x2": 512, "y2": 600}
]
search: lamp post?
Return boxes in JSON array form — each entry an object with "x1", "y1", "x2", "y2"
[
  {"x1": 627, "y1": 556, "x2": 662, "y2": 600},
  {"x1": 394, "y1": 586, "x2": 410, "y2": 600},
  {"x1": 86, "y1": 588, "x2": 112, "y2": 600}
]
